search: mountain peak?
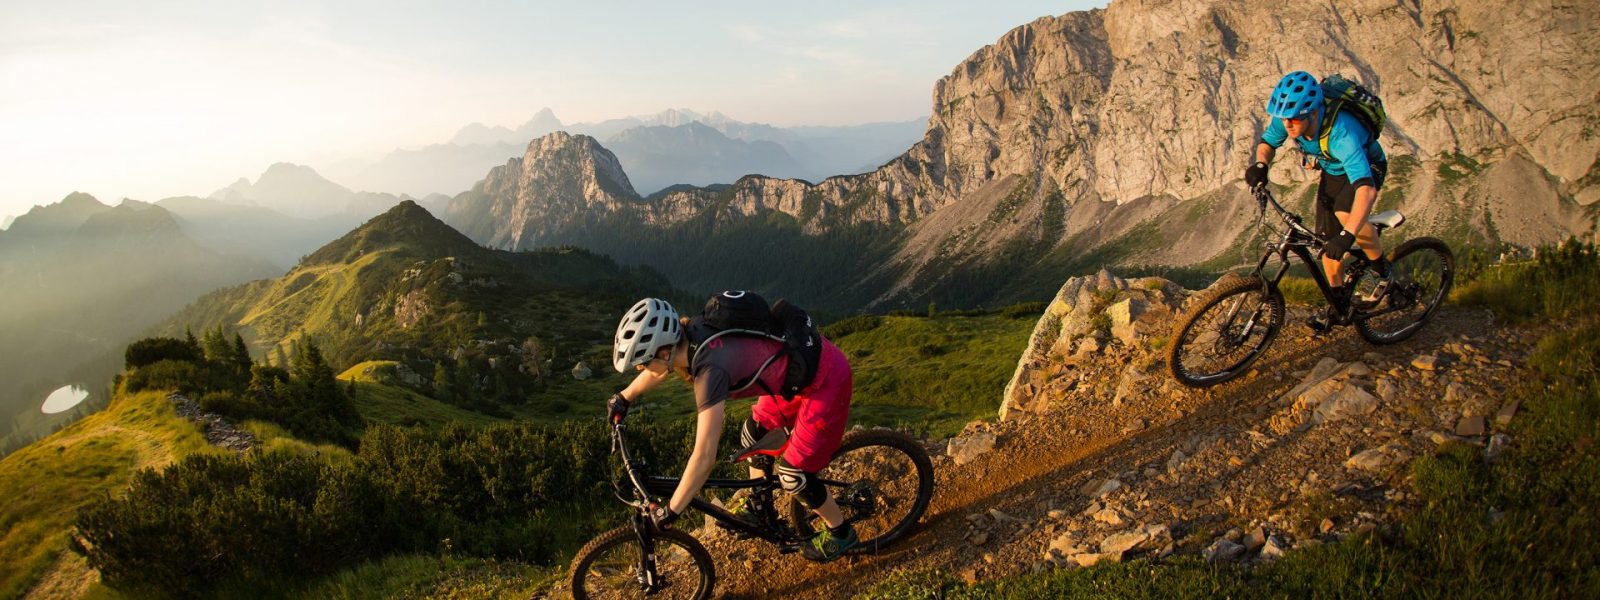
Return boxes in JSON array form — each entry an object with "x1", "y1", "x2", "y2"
[
  {"x1": 211, "y1": 163, "x2": 356, "y2": 219},
  {"x1": 301, "y1": 199, "x2": 483, "y2": 266},
  {"x1": 4, "y1": 192, "x2": 112, "y2": 236},
  {"x1": 77, "y1": 202, "x2": 182, "y2": 237},
  {"x1": 59, "y1": 191, "x2": 105, "y2": 208}
]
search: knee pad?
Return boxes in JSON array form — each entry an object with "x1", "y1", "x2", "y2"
[
  {"x1": 777, "y1": 458, "x2": 827, "y2": 509},
  {"x1": 740, "y1": 418, "x2": 775, "y2": 472}
]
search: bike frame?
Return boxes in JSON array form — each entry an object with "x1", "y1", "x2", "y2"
[
  {"x1": 607, "y1": 419, "x2": 854, "y2": 578},
  {"x1": 1246, "y1": 188, "x2": 1413, "y2": 321}
]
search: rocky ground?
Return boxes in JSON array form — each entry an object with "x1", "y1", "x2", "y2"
[
  {"x1": 679, "y1": 274, "x2": 1533, "y2": 599},
  {"x1": 167, "y1": 393, "x2": 255, "y2": 453}
]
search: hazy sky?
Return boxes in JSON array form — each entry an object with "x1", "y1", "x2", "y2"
[{"x1": 0, "y1": 1, "x2": 1106, "y2": 221}]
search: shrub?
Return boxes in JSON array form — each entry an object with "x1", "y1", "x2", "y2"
[
  {"x1": 1454, "y1": 238, "x2": 1600, "y2": 322},
  {"x1": 1001, "y1": 302, "x2": 1047, "y2": 319},
  {"x1": 73, "y1": 419, "x2": 701, "y2": 596},
  {"x1": 124, "y1": 337, "x2": 201, "y2": 369},
  {"x1": 822, "y1": 315, "x2": 884, "y2": 339}
]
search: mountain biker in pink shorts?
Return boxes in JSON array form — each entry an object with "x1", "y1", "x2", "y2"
[{"x1": 606, "y1": 295, "x2": 858, "y2": 561}]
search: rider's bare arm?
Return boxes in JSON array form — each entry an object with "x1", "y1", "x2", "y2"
[
  {"x1": 668, "y1": 402, "x2": 725, "y2": 514},
  {"x1": 619, "y1": 366, "x2": 670, "y2": 402},
  {"x1": 1254, "y1": 141, "x2": 1276, "y2": 165},
  {"x1": 1341, "y1": 184, "x2": 1378, "y2": 231}
]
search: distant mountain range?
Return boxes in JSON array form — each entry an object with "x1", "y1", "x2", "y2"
[
  {"x1": 0, "y1": 194, "x2": 280, "y2": 450},
  {"x1": 322, "y1": 108, "x2": 925, "y2": 197}
]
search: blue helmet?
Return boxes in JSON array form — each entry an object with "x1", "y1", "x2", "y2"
[{"x1": 1266, "y1": 71, "x2": 1323, "y2": 119}]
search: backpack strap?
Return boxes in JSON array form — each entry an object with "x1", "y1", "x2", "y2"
[
  {"x1": 1317, "y1": 103, "x2": 1342, "y2": 160},
  {"x1": 689, "y1": 328, "x2": 789, "y2": 395}
]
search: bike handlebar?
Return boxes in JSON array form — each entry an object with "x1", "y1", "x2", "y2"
[{"x1": 1252, "y1": 186, "x2": 1321, "y2": 243}]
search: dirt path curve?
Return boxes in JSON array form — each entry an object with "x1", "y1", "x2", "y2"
[{"x1": 705, "y1": 307, "x2": 1529, "y2": 598}]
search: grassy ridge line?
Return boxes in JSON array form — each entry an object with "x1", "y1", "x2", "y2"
[{"x1": 0, "y1": 391, "x2": 215, "y2": 600}]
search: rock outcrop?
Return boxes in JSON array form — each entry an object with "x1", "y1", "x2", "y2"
[{"x1": 1001, "y1": 269, "x2": 1184, "y2": 420}]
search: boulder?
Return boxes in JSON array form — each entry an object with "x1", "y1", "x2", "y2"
[
  {"x1": 1412, "y1": 354, "x2": 1441, "y2": 370},
  {"x1": 1345, "y1": 442, "x2": 1411, "y2": 472},
  {"x1": 1260, "y1": 535, "x2": 1288, "y2": 559},
  {"x1": 1204, "y1": 538, "x2": 1247, "y2": 563},
  {"x1": 571, "y1": 361, "x2": 593, "y2": 380},
  {"x1": 1312, "y1": 385, "x2": 1379, "y2": 425},
  {"x1": 1093, "y1": 507, "x2": 1125, "y2": 526},
  {"x1": 1455, "y1": 415, "x2": 1487, "y2": 437},
  {"x1": 948, "y1": 431, "x2": 998, "y2": 465},
  {"x1": 1107, "y1": 298, "x2": 1147, "y2": 345},
  {"x1": 1100, "y1": 530, "x2": 1151, "y2": 556}
]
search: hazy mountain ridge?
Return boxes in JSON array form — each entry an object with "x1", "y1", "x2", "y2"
[
  {"x1": 604, "y1": 121, "x2": 806, "y2": 194},
  {"x1": 329, "y1": 108, "x2": 926, "y2": 199},
  {"x1": 0, "y1": 195, "x2": 279, "y2": 451},
  {"x1": 443, "y1": 0, "x2": 1598, "y2": 310}
]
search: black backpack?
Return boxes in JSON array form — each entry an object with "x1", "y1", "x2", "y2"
[{"x1": 687, "y1": 291, "x2": 822, "y2": 399}]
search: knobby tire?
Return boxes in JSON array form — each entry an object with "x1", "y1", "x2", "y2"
[
  {"x1": 568, "y1": 526, "x2": 715, "y2": 600},
  {"x1": 1168, "y1": 274, "x2": 1285, "y2": 388}
]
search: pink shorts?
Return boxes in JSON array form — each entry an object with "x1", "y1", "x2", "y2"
[{"x1": 750, "y1": 338, "x2": 852, "y2": 473}]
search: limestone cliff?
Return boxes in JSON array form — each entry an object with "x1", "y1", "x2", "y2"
[{"x1": 445, "y1": 0, "x2": 1599, "y2": 309}]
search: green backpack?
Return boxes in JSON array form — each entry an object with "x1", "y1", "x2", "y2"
[{"x1": 1316, "y1": 74, "x2": 1387, "y2": 159}]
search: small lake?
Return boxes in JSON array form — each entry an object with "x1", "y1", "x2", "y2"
[{"x1": 40, "y1": 385, "x2": 90, "y2": 414}]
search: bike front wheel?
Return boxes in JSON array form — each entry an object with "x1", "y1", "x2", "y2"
[
  {"x1": 568, "y1": 525, "x2": 715, "y2": 600},
  {"x1": 1355, "y1": 237, "x2": 1454, "y2": 345},
  {"x1": 1168, "y1": 274, "x2": 1285, "y2": 387},
  {"x1": 789, "y1": 429, "x2": 935, "y2": 555}
]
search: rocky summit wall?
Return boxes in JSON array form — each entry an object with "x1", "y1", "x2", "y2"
[{"x1": 446, "y1": 0, "x2": 1599, "y2": 309}]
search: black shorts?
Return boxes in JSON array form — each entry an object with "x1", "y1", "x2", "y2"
[{"x1": 1315, "y1": 160, "x2": 1388, "y2": 239}]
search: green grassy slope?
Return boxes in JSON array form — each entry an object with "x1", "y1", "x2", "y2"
[
  {"x1": 827, "y1": 313, "x2": 1036, "y2": 438},
  {"x1": 0, "y1": 391, "x2": 215, "y2": 599}
]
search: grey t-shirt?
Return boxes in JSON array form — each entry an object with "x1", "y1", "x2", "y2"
[{"x1": 691, "y1": 335, "x2": 788, "y2": 412}]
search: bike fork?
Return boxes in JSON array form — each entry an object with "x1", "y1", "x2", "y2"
[{"x1": 630, "y1": 514, "x2": 663, "y2": 593}]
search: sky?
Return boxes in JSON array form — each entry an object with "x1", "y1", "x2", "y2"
[{"x1": 0, "y1": 0, "x2": 1106, "y2": 222}]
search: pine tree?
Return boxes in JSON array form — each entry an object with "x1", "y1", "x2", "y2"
[
  {"x1": 201, "y1": 326, "x2": 231, "y2": 362},
  {"x1": 232, "y1": 334, "x2": 252, "y2": 370},
  {"x1": 432, "y1": 361, "x2": 452, "y2": 402},
  {"x1": 274, "y1": 345, "x2": 289, "y2": 368}
]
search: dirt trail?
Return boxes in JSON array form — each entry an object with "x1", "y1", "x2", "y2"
[{"x1": 701, "y1": 306, "x2": 1532, "y2": 598}]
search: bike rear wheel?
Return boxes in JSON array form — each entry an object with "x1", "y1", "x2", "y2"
[
  {"x1": 788, "y1": 429, "x2": 935, "y2": 555},
  {"x1": 1355, "y1": 237, "x2": 1454, "y2": 345},
  {"x1": 1168, "y1": 274, "x2": 1285, "y2": 387},
  {"x1": 569, "y1": 526, "x2": 715, "y2": 600}
]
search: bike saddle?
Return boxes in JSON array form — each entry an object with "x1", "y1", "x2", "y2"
[
  {"x1": 729, "y1": 427, "x2": 789, "y2": 463},
  {"x1": 1368, "y1": 210, "x2": 1404, "y2": 232}
]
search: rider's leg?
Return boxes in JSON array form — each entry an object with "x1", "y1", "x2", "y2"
[
  {"x1": 779, "y1": 339, "x2": 853, "y2": 526},
  {"x1": 739, "y1": 417, "x2": 778, "y2": 479}
]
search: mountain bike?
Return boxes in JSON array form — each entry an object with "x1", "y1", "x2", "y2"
[
  {"x1": 1167, "y1": 186, "x2": 1454, "y2": 388},
  {"x1": 566, "y1": 417, "x2": 935, "y2": 599}
]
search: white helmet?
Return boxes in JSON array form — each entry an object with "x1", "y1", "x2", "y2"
[{"x1": 613, "y1": 298, "x2": 682, "y2": 372}]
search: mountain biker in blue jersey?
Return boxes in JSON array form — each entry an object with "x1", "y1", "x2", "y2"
[{"x1": 1244, "y1": 70, "x2": 1391, "y2": 331}]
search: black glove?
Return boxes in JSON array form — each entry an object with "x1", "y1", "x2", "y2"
[
  {"x1": 1244, "y1": 161, "x2": 1269, "y2": 190},
  {"x1": 1324, "y1": 229, "x2": 1357, "y2": 261},
  {"x1": 607, "y1": 393, "x2": 631, "y2": 423},
  {"x1": 648, "y1": 502, "x2": 678, "y2": 529}
]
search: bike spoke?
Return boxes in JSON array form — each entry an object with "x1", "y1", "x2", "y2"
[
  {"x1": 1355, "y1": 240, "x2": 1452, "y2": 343},
  {"x1": 577, "y1": 536, "x2": 705, "y2": 600}
]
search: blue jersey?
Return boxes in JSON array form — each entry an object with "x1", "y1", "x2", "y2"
[{"x1": 1261, "y1": 110, "x2": 1386, "y2": 186}]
